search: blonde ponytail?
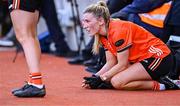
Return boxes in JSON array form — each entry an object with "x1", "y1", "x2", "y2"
[{"x1": 97, "y1": 1, "x2": 107, "y2": 7}]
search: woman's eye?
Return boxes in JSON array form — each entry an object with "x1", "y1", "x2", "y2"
[{"x1": 84, "y1": 19, "x2": 90, "y2": 23}]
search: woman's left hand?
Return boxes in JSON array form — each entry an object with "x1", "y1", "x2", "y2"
[
  {"x1": 82, "y1": 76, "x2": 103, "y2": 89},
  {"x1": 82, "y1": 80, "x2": 90, "y2": 88}
]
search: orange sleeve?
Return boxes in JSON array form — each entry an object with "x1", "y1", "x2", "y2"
[
  {"x1": 111, "y1": 24, "x2": 133, "y2": 53},
  {"x1": 100, "y1": 36, "x2": 117, "y2": 56}
]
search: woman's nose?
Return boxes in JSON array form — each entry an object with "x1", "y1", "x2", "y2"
[{"x1": 81, "y1": 21, "x2": 88, "y2": 29}]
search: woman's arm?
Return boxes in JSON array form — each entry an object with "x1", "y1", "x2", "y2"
[
  {"x1": 100, "y1": 49, "x2": 129, "y2": 81},
  {"x1": 95, "y1": 51, "x2": 117, "y2": 76}
]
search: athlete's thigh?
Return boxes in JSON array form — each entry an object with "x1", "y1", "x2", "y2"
[
  {"x1": 8, "y1": 0, "x2": 40, "y2": 28},
  {"x1": 111, "y1": 62, "x2": 152, "y2": 85},
  {"x1": 10, "y1": 10, "x2": 39, "y2": 29}
]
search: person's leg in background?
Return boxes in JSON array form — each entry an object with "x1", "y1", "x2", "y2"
[
  {"x1": 162, "y1": 25, "x2": 180, "y2": 80},
  {"x1": 85, "y1": 46, "x2": 106, "y2": 74},
  {"x1": 41, "y1": 0, "x2": 74, "y2": 57},
  {"x1": 9, "y1": 0, "x2": 46, "y2": 97},
  {"x1": 0, "y1": 1, "x2": 15, "y2": 47},
  {"x1": 0, "y1": 1, "x2": 12, "y2": 37},
  {"x1": 68, "y1": 37, "x2": 94, "y2": 64}
]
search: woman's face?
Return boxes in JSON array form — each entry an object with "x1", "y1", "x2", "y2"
[{"x1": 82, "y1": 13, "x2": 101, "y2": 36}]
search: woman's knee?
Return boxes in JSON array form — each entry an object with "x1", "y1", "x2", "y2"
[
  {"x1": 14, "y1": 28, "x2": 36, "y2": 44},
  {"x1": 110, "y1": 76, "x2": 127, "y2": 89}
]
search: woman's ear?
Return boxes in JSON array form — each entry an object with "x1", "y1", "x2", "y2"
[{"x1": 98, "y1": 17, "x2": 105, "y2": 26}]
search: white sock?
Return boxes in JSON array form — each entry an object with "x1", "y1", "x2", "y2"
[
  {"x1": 159, "y1": 84, "x2": 166, "y2": 90},
  {"x1": 31, "y1": 83, "x2": 44, "y2": 89},
  {"x1": 173, "y1": 80, "x2": 180, "y2": 88},
  {"x1": 28, "y1": 82, "x2": 32, "y2": 85}
]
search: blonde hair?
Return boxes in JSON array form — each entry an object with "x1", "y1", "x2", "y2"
[{"x1": 83, "y1": 1, "x2": 110, "y2": 54}]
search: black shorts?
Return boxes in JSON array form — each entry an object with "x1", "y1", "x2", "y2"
[
  {"x1": 140, "y1": 54, "x2": 174, "y2": 81},
  {"x1": 8, "y1": 0, "x2": 42, "y2": 13}
]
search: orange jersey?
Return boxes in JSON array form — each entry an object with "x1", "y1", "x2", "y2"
[{"x1": 100, "y1": 19, "x2": 170, "y2": 63}]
